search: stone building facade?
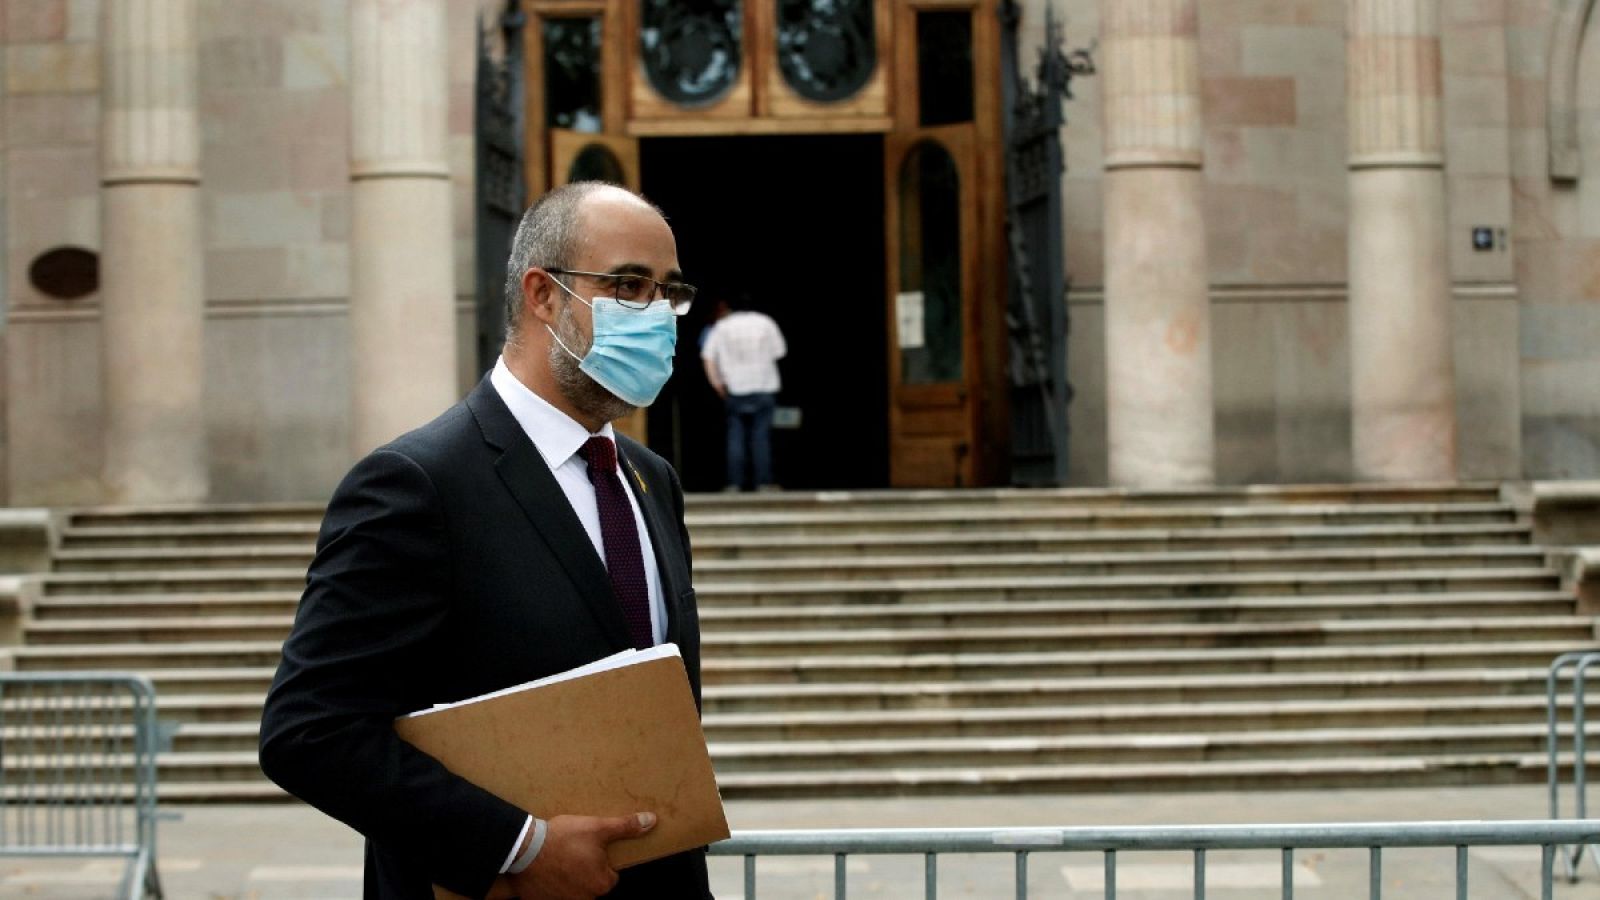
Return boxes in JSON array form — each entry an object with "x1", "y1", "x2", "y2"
[
  {"x1": 1062, "y1": 0, "x2": 1600, "y2": 488},
  {"x1": 0, "y1": 0, "x2": 1596, "y2": 503}
]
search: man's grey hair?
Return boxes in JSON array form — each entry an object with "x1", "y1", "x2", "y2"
[{"x1": 502, "y1": 181, "x2": 663, "y2": 340}]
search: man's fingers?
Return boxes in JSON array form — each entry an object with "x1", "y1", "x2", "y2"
[{"x1": 594, "y1": 811, "x2": 656, "y2": 843}]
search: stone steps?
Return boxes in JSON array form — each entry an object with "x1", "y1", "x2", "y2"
[
  {"x1": 702, "y1": 694, "x2": 1582, "y2": 741},
  {"x1": 3, "y1": 750, "x2": 1584, "y2": 803},
  {"x1": 11, "y1": 742, "x2": 1600, "y2": 802},
  {"x1": 708, "y1": 753, "x2": 1589, "y2": 798},
  {"x1": 700, "y1": 641, "x2": 1598, "y2": 683},
  {"x1": 58, "y1": 521, "x2": 1533, "y2": 556},
  {"x1": 10, "y1": 662, "x2": 1565, "y2": 709},
  {"x1": 8, "y1": 640, "x2": 287, "y2": 671},
  {"x1": 110, "y1": 662, "x2": 1579, "y2": 703},
  {"x1": 35, "y1": 565, "x2": 1562, "y2": 602},
  {"x1": 9, "y1": 645, "x2": 1579, "y2": 713},
  {"x1": 143, "y1": 666, "x2": 279, "y2": 695},
  {"x1": 47, "y1": 543, "x2": 1551, "y2": 576},
  {"x1": 10, "y1": 720, "x2": 1593, "y2": 770},
  {"x1": 61, "y1": 523, "x2": 320, "y2": 550},
  {"x1": 17, "y1": 688, "x2": 1578, "y2": 732},
  {"x1": 24, "y1": 616, "x2": 298, "y2": 644},
  {"x1": 697, "y1": 547, "x2": 1552, "y2": 579},
  {"x1": 1, "y1": 690, "x2": 1587, "y2": 759},
  {"x1": 681, "y1": 503, "x2": 1518, "y2": 538},
  {"x1": 26, "y1": 589, "x2": 1573, "y2": 626},
  {"x1": 13, "y1": 485, "x2": 1595, "y2": 800},
  {"x1": 11, "y1": 639, "x2": 1590, "y2": 681},
  {"x1": 9, "y1": 748, "x2": 1595, "y2": 799},
  {"x1": 707, "y1": 724, "x2": 1600, "y2": 773},
  {"x1": 679, "y1": 483, "x2": 1507, "y2": 509},
  {"x1": 694, "y1": 569, "x2": 1561, "y2": 606},
  {"x1": 33, "y1": 593, "x2": 304, "y2": 620},
  {"x1": 21, "y1": 612, "x2": 1590, "y2": 650},
  {"x1": 69, "y1": 504, "x2": 324, "y2": 528},
  {"x1": 40, "y1": 570, "x2": 310, "y2": 595},
  {"x1": 696, "y1": 617, "x2": 1594, "y2": 657},
  {"x1": 698, "y1": 593, "x2": 1574, "y2": 629},
  {"x1": 700, "y1": 668, "x2": 1566, "y2": 714},
  {"x1": 60, "y1": 483, "x2": 1500, "y2": 526},
  {"x1": 694, "y1": 524, "x2": 1535, "y2": 558},
  {"x1": 63, "y1": 498, "x2": 1510, "y2": 536}
]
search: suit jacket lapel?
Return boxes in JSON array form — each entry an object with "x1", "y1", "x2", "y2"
[
  {"x1": 617, "y1": 443, "x2": 684, "y2": 642},
  {"x1": 466, "y1": 380, "x2": 632, "y2": 651}
]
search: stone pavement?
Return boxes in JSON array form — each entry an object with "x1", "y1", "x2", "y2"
[{"x1": 6, "y1": 786, "x2": 1600, "y2": 899}]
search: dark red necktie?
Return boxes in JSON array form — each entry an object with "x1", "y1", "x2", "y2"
[{"x1": 577, "y1": 436, "x2": 653, "y2": 650}]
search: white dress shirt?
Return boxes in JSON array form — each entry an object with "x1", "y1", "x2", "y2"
[{"x1": 487, "y1": 356, "x2": 669, "y2": 873}]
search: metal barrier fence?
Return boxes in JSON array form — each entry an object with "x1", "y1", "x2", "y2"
[
  {"x1": 710, "y1": 820, "x2": 1600, "y2": 899},
  {"x1": 0, "y1": 672, "x2": 163, "y2": 899},
  {"x1": 1547, "y1": 649, "x2": 1600, "y2": 880}
]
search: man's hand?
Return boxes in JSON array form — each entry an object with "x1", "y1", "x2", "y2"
[{"x1": 505, "y1": 812, "x2": 656, "y2": 900}]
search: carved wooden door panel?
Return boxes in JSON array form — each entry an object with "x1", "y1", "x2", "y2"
[{"x1": 884, "y1": 124, "x2": 981, "y2": 487}]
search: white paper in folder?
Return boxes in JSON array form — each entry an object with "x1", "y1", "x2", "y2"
[{"x1": 410, "y1": 644, "x2": 684, "y2": 716}]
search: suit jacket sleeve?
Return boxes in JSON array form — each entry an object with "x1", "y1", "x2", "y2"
[{"x1": 258, "y1": 447, "x2": 526, "y2": 899}]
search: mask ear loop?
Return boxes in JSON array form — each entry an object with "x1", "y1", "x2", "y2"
[
  {"x1": 545, "y1": 322, "x2": 586, "y2": 363},
  {"x1": 543, "y1": 274, "x2": 595, "y2": 363}
]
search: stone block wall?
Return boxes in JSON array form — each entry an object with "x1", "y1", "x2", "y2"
[
  {"x1": 3, "y1": 0, "x2": 105, "y2": 505},
  {"x1": 1508, "y1": 0, "x2": 1600, "y2": 478},
  {"x1": 1, "y1": 0, "x2": 495, "y2": 504},
  {"x1": 1, "y1": 6, "x2": 9, "y2": 504},
  {"x1": 0, "y1": 0, "x2": 1595, "y2": 499},
  {"x1": 1041, "y1": 0, "x2": 1535, "y2": 485}
]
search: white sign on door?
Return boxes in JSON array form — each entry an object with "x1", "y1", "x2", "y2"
[{"x1": 896, "y1": 291, "x2": 925, "y2": 350}]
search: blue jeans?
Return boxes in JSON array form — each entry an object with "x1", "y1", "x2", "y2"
[{"x1": 725, "y1": 392, "x2": 776, "y2": 489}]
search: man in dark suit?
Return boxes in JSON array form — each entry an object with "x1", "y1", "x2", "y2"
[{"x1": 260, "y1": 182, "x2": 711, "y2": 900}]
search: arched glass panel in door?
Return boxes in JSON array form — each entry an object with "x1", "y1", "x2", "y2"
[
  {"x1": 639, "y1": 0, "x2": 742, "y2": 107},
  {"x1": 543, "y1": 17, "x2": 602, "y2": 132},
  {"x1": 567, "y1": 144, "x2": 626, "y2": 185},
  {"x1": 898, "y1": 141, "x2": 963, "y2": 384},
  {"x1": 776, "y1": 0, "x2": 876, "y2": 102}
]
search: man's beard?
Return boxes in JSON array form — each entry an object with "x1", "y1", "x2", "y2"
[{"x1": 549, "y1": 298, "x2": 635, "y2": 424}]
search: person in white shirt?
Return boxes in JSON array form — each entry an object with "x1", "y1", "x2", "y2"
[{"x1": 700, "y1": 294, "x2": 787, "y2": 491}]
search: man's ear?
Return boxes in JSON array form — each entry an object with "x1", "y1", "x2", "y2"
[{"x1": 522, "y1": 268, "x2": 559, "y2": 327}]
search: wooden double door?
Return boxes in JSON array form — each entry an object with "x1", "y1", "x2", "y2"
[{"x1": 525, "y1": 1, "x2": 1007, "y2": 488}]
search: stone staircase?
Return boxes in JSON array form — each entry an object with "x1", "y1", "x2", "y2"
[{"x1": 6, "y1": 483, "x2": 1597, "y2": 801}]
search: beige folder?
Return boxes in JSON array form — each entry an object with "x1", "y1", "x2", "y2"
[{"x1": 393, "y1": 645, "x2": 729, "y2": 900}]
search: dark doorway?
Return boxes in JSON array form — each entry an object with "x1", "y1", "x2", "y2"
[{"x1": 641, "y1": 133, "x2": 889, "y2": 493}]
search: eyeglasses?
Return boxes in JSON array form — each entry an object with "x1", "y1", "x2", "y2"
[{"x1": 545, "y1": 268, "x2": 697, "y2": 316}]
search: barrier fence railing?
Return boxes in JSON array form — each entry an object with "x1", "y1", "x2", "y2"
[
  {"x1": 1547, "y1": 649, "x2": 1600, "y2": 880},
  {"x1": 0, "y1": 672, "x2": 163, "y2": 899},
  {"x1": 710, "y1": 820, "x2": 1600, "y2": 900}
]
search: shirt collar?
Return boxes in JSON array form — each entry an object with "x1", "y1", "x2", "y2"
[{"x1": 489, "y1": 356, "x2": 615, "y2": 472}]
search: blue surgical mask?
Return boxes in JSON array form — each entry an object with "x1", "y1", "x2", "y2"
[{"x1": 547, "y1": 290, "x2": 678, "y2": 407}]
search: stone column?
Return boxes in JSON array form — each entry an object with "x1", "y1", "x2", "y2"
[
  {"x1": 349, "y1": 0, "x2": 457, "y2": 455},
  {"x1": 1347, "y1": 0, "x2": 1456, "y2": 481},
  {"x1": 100, "y1": 0, "x2": 208, "y2": 503},
  {"x1": 1100, "y1": 0, "x2": 1215, "y2": 487}
]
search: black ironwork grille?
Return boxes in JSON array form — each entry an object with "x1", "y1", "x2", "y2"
[
  {"x1": 776, "y1": 0, "x2": 877, "y2": 103},
  {"x1": 640, "y1": 0, "x2": 743, "y2": 107}
]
